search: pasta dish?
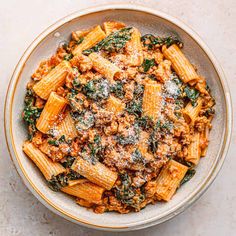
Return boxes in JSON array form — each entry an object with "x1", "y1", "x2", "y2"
[{"x1": 22, "y1": 22, "x2": 215, "y2": 213}]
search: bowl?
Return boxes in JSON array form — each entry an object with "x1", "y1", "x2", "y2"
[{"x1": 4, "y1": 4, "x2": 232, "y2": 231}]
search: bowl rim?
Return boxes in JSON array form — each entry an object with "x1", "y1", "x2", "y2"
[{"x1": 4, "y1": 3, "x2": 233, "y2": 231}]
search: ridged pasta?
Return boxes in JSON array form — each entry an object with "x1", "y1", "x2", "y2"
[
  {"x1": 103, "y1": 21, "x2": 126, "y2": 35},
  {"x1": 186, "y1": 131, "x2": 201, "y2": 165},
  {"x1": 61, "y1": 180, "x2": 105, "y2": 203},
  {"x1": 163, "y1": 44, "x2": 200, "y2": 85},
  {"x1": 126, "y1": 28, "x2": 143, "y2": 66},
  {"x1": 106, "y1": 95, "x2": 125, "y2": 115},
  {"x1": 155, "y1": 160, "x2": 188, "y2": 201},
  {"x1": 72, "y1": 25, "x2": 106, "y2": 55},
  {"x1": 36, "y1": 92, "x2": 67, "y2": 133},
  {"x1": 71, "y1": 157, "x2": 118, "y2": 190},
  {"x1": 52, "y1": 111, "x2": 77, "y2": 139},
  {"x1": 183, "y1": 97, "x2": 203, "y2": 124},
  {"x1": 88, "y1": 52, "x2": 121, "y2": 83},
  {"x1": 142, "y1": 81, "x2": 162, "y2": 122},
  {"x1": 33, "y1": 61, "x2": 72, "y2": 100},
  {"x1": 23, "y1": 141, "x2": 65, "y2": 180}
]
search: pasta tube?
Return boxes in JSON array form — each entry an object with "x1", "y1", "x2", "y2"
[
  {"x1": 103, "y1": 21, "x2": 126, "y2": 35},
  {"x1": 155, "y1": 160, "x2": 188, "y2": 201},
  {"x1": 33, "y1": 61, "x2": 72, "y2": 100},
  {"x1": 52, "y1": 111, "x2": 77, "y2": 139},
  {"x1": 71, "y1": 157, "x2": 118, "y2": 190},
  {"x1": 142, "y1": 81, "x2": 162, "y2": 122},
  {"x1": 106, "y1": 95, "x2": 125, "y2": 115},
  {"x1": 183, "y1": 97, "x2": 203, "y2": 124},
  {"x1": 72, "y1": 25, "x2": 106, "y2": 55},
  {"x1": 126, "y1": 28, "x2": 143, "y2": 66},
  {"x1": 186, "y1": 131, "x2": 201, "y2": 165},
  {"x1": 23, "y1": 141, "x2": 65, "y2": 180},
  {"x1": 163, "y1": 44, "x2": 200, "y2": 85},
  {"x1": 88, "y1": 52, "x2": 121, "y2": 83},
  {"x1": 138, "y1": 131, "x2": 154, "y2": 161},
  {"x1": 36, "y1": 92, "x2": 67, "y2": 134},
  {"x1": 61, "y1": 180, "x2": 105, "y2": 203}
]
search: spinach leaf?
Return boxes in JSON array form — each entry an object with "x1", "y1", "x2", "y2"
[
  {"x1": 184, "y1": 86, "x2": 199, "y2": 106},
  {"x1": 61, "y1": 156, "x2": 75, "y2": 168},
  {"x1": 83, "y1": 27, "x2": 133, "y2": 54},
  {"x1": 83, "y1": 79, "x2": 110, "y2": 100},
  {"x1": 142, "y1": 58, "x2": 156, "y2": 72},
  {"x1": 141, "y1": 34, "x2": 182, "y2": 49},
  {"x1": 126, "y1": 83, "x2": 144, "y2": 117},
  {"x1": 110, "y1": 82, "x2": 124, "y2": 98},
  {"x1": 180, "y1": 169, "x2": 196, "y2": 185},
  {"x1": 115, "y1": 173, "x2": 145, "y2": 209},
  {"x1": 63, "y1": 54, "x2": 73, "y2": 61},
  {"x1": 132, "y1": 149, "x2": 144, "y2": 163}
]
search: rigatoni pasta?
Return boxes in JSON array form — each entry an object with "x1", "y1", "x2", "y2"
[
  {"x1": 36, "y1": 92, "x2": 67, "y2": 134},
  {"x1": 22, "y1": 22, "x2": 215, "y2": 214},
  {"x1": 23, "y1": 141, "x2": 65, "y2": 180},
  {"x1": 155, "y1": 160, "x2": 188, "y2": 201},
  {"x1": 33, "y1": 61, "x2": 72, "y2": 100},
  {"x1": 162, "y1": 44, "x2": 200, "y2": 85},
  {"x1": 71, "y1": 157, "x2": 118, "y2": 190}
]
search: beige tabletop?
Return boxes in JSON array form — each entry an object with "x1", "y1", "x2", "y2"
[{"x1": 0, "y1": 0, "x2": 235, "y2": 235}]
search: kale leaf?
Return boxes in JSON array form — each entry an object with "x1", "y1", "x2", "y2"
[
  {"x1": 142, "y1": 58, "x2": 156, "y2": 72},
  {"x1": 184, "y1": 86, "x2": 200, "y2": 106},
  {"x1": 83, "y1": 27, "x2": 133, "y2": 54},
  {"x1": 180, "y1": 169, "x2": 196, "y2": 185}
]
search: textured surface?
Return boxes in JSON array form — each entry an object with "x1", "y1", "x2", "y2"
[{"x1": 0, "y1": 0, "x2": 235, "y2": 235}]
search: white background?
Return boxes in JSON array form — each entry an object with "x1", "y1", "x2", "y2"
[{"x1": 0, "y1": 0, "x2": 235, "y2": 235}]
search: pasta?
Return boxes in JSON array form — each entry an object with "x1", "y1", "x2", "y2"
[
  {"x1": 142, "y1": 80, "x2": 162, "y2": 122},
  {"x1": 163, "y1": 44, "x2": 200, "y2": 85},
  {"x1": 155, "y1": 160, "x2": 188, "y2": 201},
  {"x1": 71, "y1": 157, "x2": 118, "y2": 190},
  {"x1": 61, "y1": 180, "x2": 105, "y2": 203},
  {"x1": 22, "y1": 22, "x2": 215, "y2": 214},
  {"x1": 89, "y1": 52, "x2": 121, "y2": 83},
  {"x1": 23, "y1": 141, "x2": 65, "y2": 180},
  {"x1": 33, "y1": 61, "x2": 72, "y2": 100},
  {"x1": 72, "y1": 25, "x2": 106, "y2": 55},
  {"x1": 36, "y1": 92, "x2": 67, "y2": 134}
]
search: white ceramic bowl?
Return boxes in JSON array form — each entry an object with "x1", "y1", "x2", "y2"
[{"x1": 4, "y1": 4, "x2": 232, "y2": 231}]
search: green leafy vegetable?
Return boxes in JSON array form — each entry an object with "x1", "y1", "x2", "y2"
[
  {"x1": 142, "y1": 58, "x2": 156, "y2": 72},
  {"x1": 141, "y1": 34, "x2": 182, "y2": 49},
  {"x1": 180, "y1": 169, "x2": 196, "y2": 185},
  {"x1": 110, "y1": 82, "x2": 124, "y2": 98},
  {"x1": 63, "y1": 54, "x2": 73, "y2": 61},
  {"x1": 115, "y1": 173, "x2": 145, "y2": 209},
  {"x1": 184, "y1": 86, "x2": 200, "y2": 106},
  {"x1": 83, "y1": 79, "x2": 110, "y2": 100},
  {"x1": 83, "y1": 27, "x2": 133, "y2": 54},
  {"x1": 132, "y1": 149, "x2": 144, "y2": 163}
]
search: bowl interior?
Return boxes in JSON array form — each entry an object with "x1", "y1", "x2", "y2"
[{"x1": 10, "y1": 8, "x2": 227, "y2": 229}]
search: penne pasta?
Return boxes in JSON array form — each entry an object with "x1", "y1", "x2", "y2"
[
  {"x1": 183, "y1": 97, "x2": 203, "y2": 124},
  {"x1": 106, "y1": 95, "x2": 125, "y2": 115},
  {"x1": 88, "y1": 52, "x2": 121, "y2": 83},
  {"x1": 61, "y1": 180, "x2": 105, "y2": 203},
  {"x1": 186, "y1": 131, "x2": 201, "y2": 165},
  {"x1": 103, "y1": 21, "x2": 126, "y2": 35},
  {"x1": 72, "y1": 25, "x2": 106, "y2": 55},
  {"x1": 33, "y1": 61, "x2": 72, "y2": 100},
  {"x1": 71, "y1": 157, "x2": 118, "y2": 190},
  {"x1": 36, "y1": 92, "x2": 67, "y2": 134},
  {"x1": 142, "y1": 81, "x2": 162, "y2": 122},
  {"x1": 163, "y1": 44, "x2": 200, "y2": 85},
  {"x1": 23, "y1": 141, "x2": 65, "y2": 180},
  {"x1": 72, "y1": 29, "x2": 91, "y2": 41},
  {"x1": 126, "y1": 28, "x2": 143, "y2": 66},
  {"x1": 155, "y1": 160, "x2": 188, "y2": 201}
]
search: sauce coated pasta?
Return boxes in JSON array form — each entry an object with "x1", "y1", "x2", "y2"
[{"x1": 22, "y1": 22, "x2": 215, "y2": 213}]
